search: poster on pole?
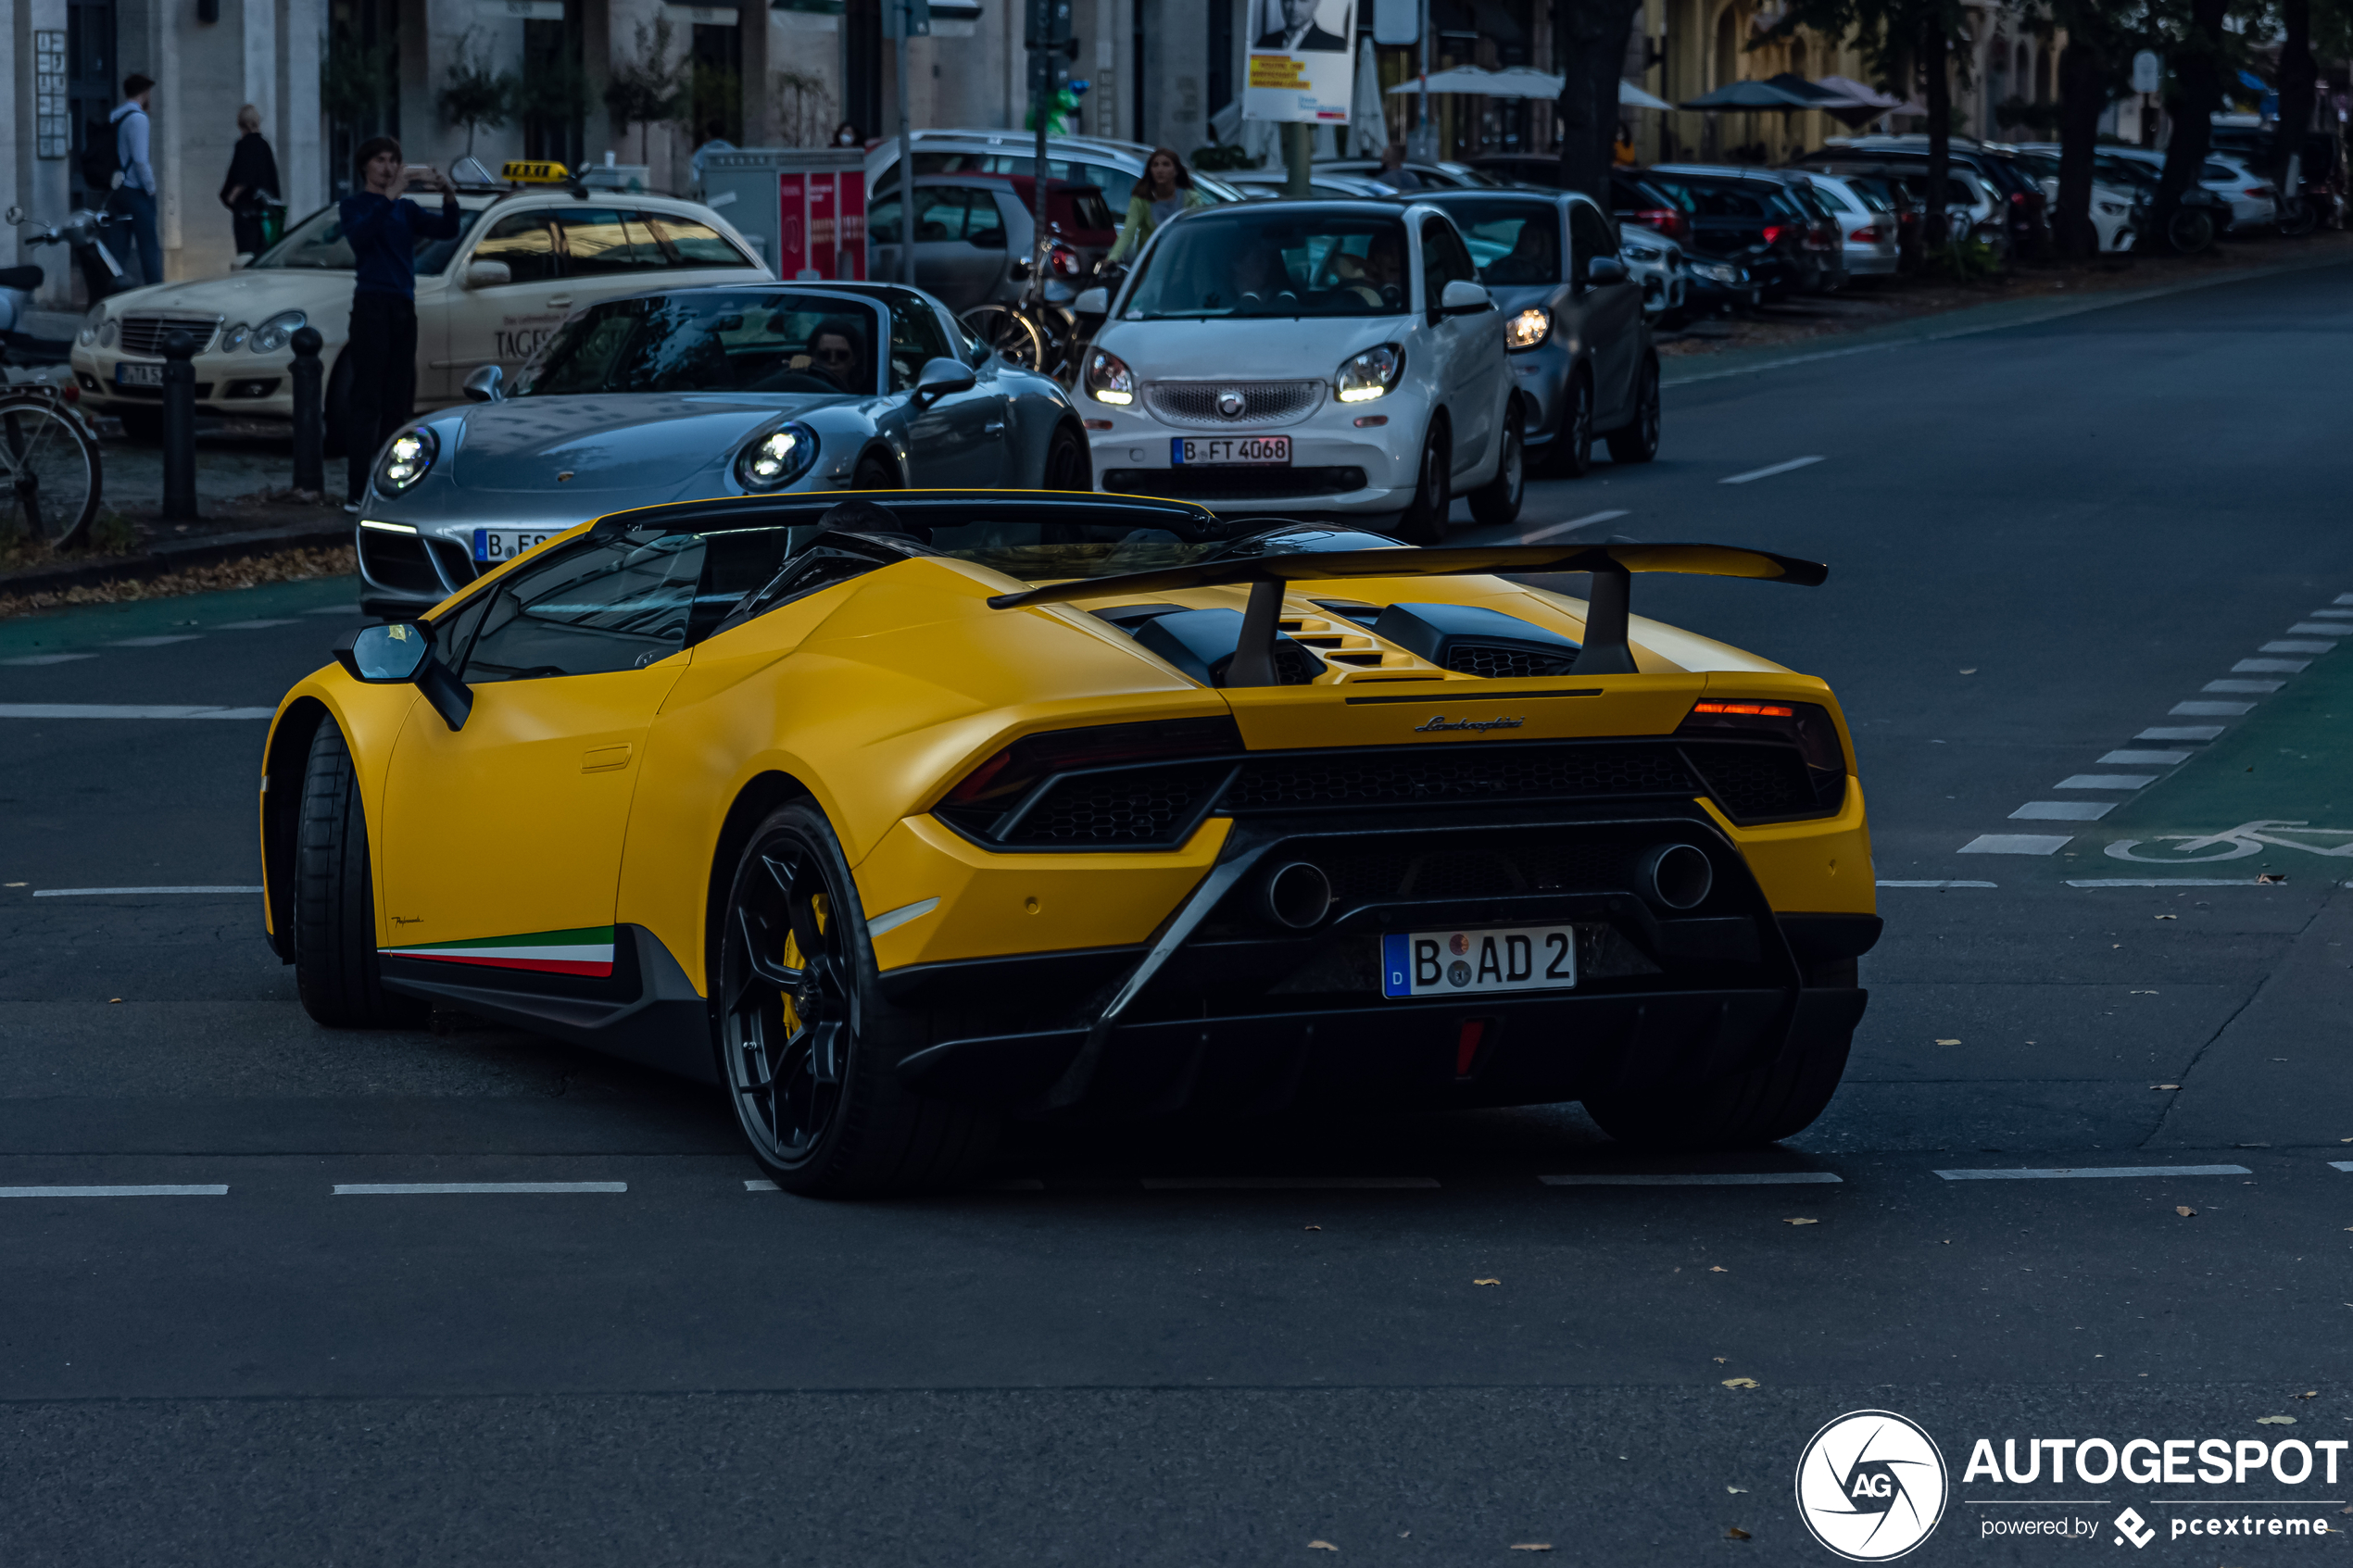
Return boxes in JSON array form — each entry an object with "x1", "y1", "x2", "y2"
[{"x1": 1243, "y1": 0, "x2": 1357, "y2": 123}]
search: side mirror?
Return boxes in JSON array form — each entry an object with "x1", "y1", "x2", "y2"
[
  {"x1": 1439, "y1": 278, "x2": 1492, "y2": 316},
  {"x1": 1072, "y1": 286, "x2": 1109, "y2": 317},
  {"x1": 333, "y1": 622, "x2": 473, "y2": 732},
  {"x1": 464, "y1": 258, "x2": 511, "y2": 290},
  {"x1": 462, "y1": 364, "x2": 504, "y2": 403},
  {"x1": 913, "y1": 355, "x2": 978, "y2": 404},
  {"x1": 1583, "y1": 255, "x2": 1630, "y2": 289}
]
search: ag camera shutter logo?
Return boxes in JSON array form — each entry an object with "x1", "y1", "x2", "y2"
[{"x1": 1794, "y1": 1410, "x2": 1950, "y2": 1561}]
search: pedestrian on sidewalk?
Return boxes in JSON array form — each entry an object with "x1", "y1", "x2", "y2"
[
  {"x1": 220, "y1": 105, "x2": 282, "y2": 259},
  {"x1": 108, "y1": 75, "x2": 163, "y2": 286},
  {"x1": 340, "y1": 138, "x2": 460, "y2": 507}
]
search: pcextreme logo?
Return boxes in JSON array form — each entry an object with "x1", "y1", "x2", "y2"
[{"x1": 1795, "y1": 1410, "x2": 1951, "y2": 1562}]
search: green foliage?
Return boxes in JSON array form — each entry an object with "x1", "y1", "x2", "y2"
[
  {"x1": 321, "y1": 34, "x2": 395, "y2": 126},
  {"x1": 1924, "y1": 235, "x2": 2003, "y2": 282},
  {"x1": 438, "y1": 40, "x2": 518, "y2": 157},
  {"x1": 514, "y1": 59, "x2": 592, "y2": 129},
  {"x1": 1190, "y1": 144, "x2": 1261, "y2": 172},
  {"x1": 87, "y1": 509, "x2": 138, "y2": 556},
  {"x1": 603, "y1": 18, "x2": 690, "y2": 159}
]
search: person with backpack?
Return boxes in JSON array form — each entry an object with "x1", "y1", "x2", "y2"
[
  {"x1": 220, "y1": 105, "x2": 283, "y2": 259},
  {"x1": 340, "y1": 136, "x2": 460, "y2": 507},
  {"x1": 108, "y1": 75, "x2": 163, "y2": 286}
]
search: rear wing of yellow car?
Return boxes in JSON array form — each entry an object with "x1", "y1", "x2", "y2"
[{"x1": 984, "y1": 542, "x2": 1829, "y2": 683}]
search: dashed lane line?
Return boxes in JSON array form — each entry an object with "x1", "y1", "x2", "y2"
[
  {"x1": 0, "y1": 1185, "x2": 229, "y2": 1198},
  {"x1": 2008, "y1": 801, "x2": 2114, "y2": 821},
  {"x1": 1718, "y1": 455, "x2": 1824, "y2": 484},
  {"x1": 332, "y1": 1182, "x2": 628, "y2": 1195},
  {"x1": 2066, "y1": 878, "x2": 2306, "y2": 888},
  {"x1": 2054, "y1": 774, "x2": 2157, "y2": 790},
  {"x1": 2138, "y1": 726, "x2": 2225, "y2": 741},
  {"x1": 102, "y1": 635, "x2": 204, "y2": 648},
  {"x1": 1520, "y1": 508, "x2": 1629, "y2": 543},
  {"x1": 2171, "y1": 700, "x2": 2254, "y2": 717},
  {"x1": 1877, "y1": 880, "x2": 1996, "y2": 888},
  {"x1": 1933, "y1": 1164, "x2": 2252, "y2": 1181},
  {"x1": 1140, "y1": 1176, "x2": 1441, "y2": 1190},
  {"x1": 0, "y1": 654, "x2": 96, "y2": 666},
  {"x1": 211, "y1": 619, "x2": 303, "y2": 631},
  {"x1": 1959, "y1": 834, "x2": 2073, "y2": 856},
  {"x1": 2099, "y1": 750, "x2": 2191, "y2": 765},
  {"x1": 33, "y1": 885, "x2": 262, "y2": 897},
  {"x1": 2331, "y1": 1162, "x2": 2353, "y2": 1173},
  {"x1": 1539, "y1": 1172, "x2": 1841, "y2": 1185},
  {"x1": 0, "y1": 705, "x2": 274, "y2": 720}
]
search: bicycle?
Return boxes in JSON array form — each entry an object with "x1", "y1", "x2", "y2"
[
  {"x1": 960, "y1": 234, "x2": 1123, "y2": 384},
  {"x1": 0, "y1": 214, "x2": 107, "y2": 548}
]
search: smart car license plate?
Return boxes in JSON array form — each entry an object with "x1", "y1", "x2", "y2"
[
  {"x1": 473, "y1": 528, "x2": 560, "y2": 562},
  {"x1": 114, "y1": 362, "x2": 163, "y2": 387},
  {"x1": 1172, "y1": 435, "x2": 1290, "y2": 466},
  {"x1": 1380, "y1": 926, "x2": 1577, "y2": 999}
]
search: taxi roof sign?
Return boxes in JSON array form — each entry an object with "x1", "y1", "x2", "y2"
[{"x1": 502, "y1": 159, "x2": 571, "y2": 184}]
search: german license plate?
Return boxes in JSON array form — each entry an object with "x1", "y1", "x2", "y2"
[
  {"x1": 1172, "y1": 434, "x2": 1290, "y2": 466},
  {"x1": 114, "y1": 362, "x2": 163, "y2": 387},
  {"x1": 473, "y1": 527, "x2": 560, "y2": 562},
  {"x1": 1380, "y1": 925, "x2": 1577, "y2": 999}
]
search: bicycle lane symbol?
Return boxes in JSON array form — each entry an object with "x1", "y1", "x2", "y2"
[{"x1": 2104, "y1": 820, "x2": 2353, "y2": 863}]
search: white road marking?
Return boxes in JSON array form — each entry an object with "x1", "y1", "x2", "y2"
[
  {"x1": 2206, "y1": 678, "x2": 2284, "y2": 693},
  {"x1": 332, "y1": 1182, "x2": 628, "y2": 1195},
  {"x1": 2330, "y1": 1161, "x2": 2353, "y2": 1173},
  {"x1": 0, "y1": 1185, "x2": 228, "y2": 1198},
  {"x1": 2098, "y1": 750, "x2": 2190, "y2": 765},
  {"x1": 2053, "y1": 774, "x2": 2156, "y2": 790},
  {"x1": 2011, "y1": 801, "x2": 2116, "y2": 821},
  {"x1": 1959, "y1": 834, "x2": 2071, "y2": 855},
  {"x1": 1934, "y1": 1164, "x2": 2251, "y2": 1181},
  {"x1": 1140, "y1": 1176, "x2": 1440, "y2": 1189},
  {"x1": 0, "y1": 654, "x2": 96, "y2": 666},
  {"x1": 1877, "y1": 880, "x2": 1997, "y2": 888},
  {"x1": 1521, "y1": 509, "x2": 1629, "y2": 543},
  {"x1": 2261, "y1": 640, "x2": 2335, "y2": 654},
  {"x1": 2233, "y1": 659, "x2": 2309, "y2": 674},
  {"x1": 2068, "y1": 878, "x2": 2284, "y2": 888},
  {"x1": 103, "y1": 635, "x2": 202, "y2": 647},
  {"x1": 0, "y1": 705, "x2": 275, "y2": 720},
  {"x1": 744, "y1": 1178, "x2": 779, "y2": 1191},
  {"x1": 212, "y1": 619, "x2": 302, "y2": 631},
  {"x1": 2138, "y1": 725, "x2": 2224, "y2": 741},
  {"x1": 2335, "y1": 595, "x2": 2353, "y2": 605},
  {"x1": 34, "y1": 885, "x2": 262, "y2": 897},
  {"x1": 1718, "y1": 455, "x2": 1824, "y2": 484},
  {"x1": 2171, "y1": 700, "x2": 2253, "y2": 716},
  {"x1": 1539, "y1": 1172, "x2": 1841, "y2": 1185},
  {"x1": 2285, "y1": 624, "x2": 2346, "y2": 636}
]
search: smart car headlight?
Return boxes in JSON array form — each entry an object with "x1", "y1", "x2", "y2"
[
  {"x1": 1334, "y1": 344, "x2": 1403, "y2": 403},
  {"x1": 735, "y1": 422, "x2": 819, "y2": 491},
  {"x1": 78, "y1": 307, "x2": 104, "y2": 347},
  {"x1": 374, "y1": 427, "x2": 437, "y2": 494},
  {"x1": 1504, "y1": 307, "x2": 1552, "y2": 353},
  {"x1": 251, "y1": 310, "x2": 306, "y2": 354},
  {"x1": 1084, "y1": 348, "x2": 1135, "y2": 406}
]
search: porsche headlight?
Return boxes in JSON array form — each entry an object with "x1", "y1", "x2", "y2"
[
  {"x1": 374, "y1": 427, "x2": 437, "y2": 493},
  {"x1": 97, "y1": 317, "x2": 118, "y2": 348},
  {"x1": 251, "y1": 310, "x2": 306, "y2": 354},
  {"x1": 1084, "y1": 347, "x2": 1135, "y2": 406},
  {"x1": 78, "y1": 307, "x2": 104, "y2": 347},
  {"x1": 220, "y1": 322, "x2": 251, "y2": 353},
  {"x1": 1334, "y1": 344, "x2": 1403, "y2": 403},
  {"x1": 735, "y1": 422, "x2": 819, "y2": 491},
  {"x1": 1504, "y1": 307, "x2": 1552, "y2": 352}
]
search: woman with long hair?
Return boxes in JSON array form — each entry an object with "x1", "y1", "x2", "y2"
[{"x1": 1108, "y1": 147, "x2": 1211, "y2": 263}]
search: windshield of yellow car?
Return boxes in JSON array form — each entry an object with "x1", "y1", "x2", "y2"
[{"x1": 512, "y1": 292, "x2": 884, "y2": 397}]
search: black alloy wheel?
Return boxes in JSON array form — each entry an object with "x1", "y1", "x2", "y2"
[
  {"x1": 1466, "y1": 399, "x2": 1524, "y2": 527},
  {"x1": 1550, "y1": 370, "x2": 1595, "y2": 479},
  {"x1": 2166, "y1": 207, "x2": 2217, "y2": 255},
  {"x1": 1043, "y1": 423, "x2": 1091, "y2": 490},
  {"x1": 715, "y1": 803, "x2": 994, "y2": 1195},
  {"x1": 1605, "y1": 359, "x2": 1662, "y2": 465},
  {"x1": 1390, "y1": 420, "x2": 1452, "y2": 545}
]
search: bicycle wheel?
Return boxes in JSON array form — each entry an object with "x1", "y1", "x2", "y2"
[
  {"x1": 2279, "y1": 196, "x2": 2320, "y2": 238},
  {"x1": 0, "y1": 397, "x2": 101, "y2": 548},
  {"x1": 2166, "y1": 207, "x2": 2216, "y2": 255},
  {"x1": 960, "y1": 305, "x2": 1046, "y2": 372}
]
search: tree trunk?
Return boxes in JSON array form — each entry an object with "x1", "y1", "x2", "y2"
[
  {"x1": 2054, "y1": 38, "x2": 2105, "y2": 261},
  {"x1": 2145, "y1": 0, "x2": 2228, "y2": 251},
  {"x1": 1921, "y1": 16, "x2": 1952, "y2": 247},
  {"x1": 2274, "y1": 0, "x2": 2317, "y2": 207},
  {"x1": 1554, "y1": 0, "x2": 1642, "y2": 206}
]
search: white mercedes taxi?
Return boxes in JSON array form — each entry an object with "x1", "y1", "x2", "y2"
[
  {"x1": 69, "y1": 165, "x2": 768, "y2": 452},
  {"x1": 1075, "y1": 199, "x2": 1521, "y2": 542}
]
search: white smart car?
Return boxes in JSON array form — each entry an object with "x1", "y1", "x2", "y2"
[{"x1": 1074, "y1": 199, "x2": 1520, "y2": 542}]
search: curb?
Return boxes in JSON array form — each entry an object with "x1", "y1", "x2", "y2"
[
  {"x1": 1659, "y1": 245, "x2": 2353, "y2": 389},
  {"x1": 0, "y1": 520, "x2": 353, "y2": 598}
]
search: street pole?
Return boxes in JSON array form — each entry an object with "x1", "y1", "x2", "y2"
[
  {"x1": 1285, "y1": 121, "x2": 1313, "y2": 198},
  {"x1": 1416, "y1": 0, "x2": 1430, "y2": 153},
  {"x1": 897, "y1": 0, "x2": 916, "y2": 287},
  {"x1": 1034, "y1": 49, "x2": 1049, "y2": 311}
]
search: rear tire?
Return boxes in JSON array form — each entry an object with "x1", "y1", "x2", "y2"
[
  {"x1": 1042, "y1": 422, "x2": 1091, "y2": 490},
  {"x1": 1581, "y1": 1019, "x2": 1854, "y2": 1149},
  {"x1": 2166, "y1": 206, "x2": 2216, "y2": 255},
  {"x1": 294, "y1": 718, "x2": 429, "y2": 1029},
  {"x1": 1389, "y1": 420, "x2": 1452, "y2": 545},
  {"x1": 1604, "y1": 358, "x2": 1661, "y2": 465},
  {"x1": 1466, "y1": 400, "x2": 1524, "y2": 527},
  {"x1": 714, "y1": 802, "x2": 997, "y2": 1196},
  {"x1": 1546, "y1": 369, "x2": 1595, "y2": 479}
]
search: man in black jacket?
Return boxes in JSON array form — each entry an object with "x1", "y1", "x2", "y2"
[{"x1": 220, "y1": 105, "x2": 282, "y2": 259}]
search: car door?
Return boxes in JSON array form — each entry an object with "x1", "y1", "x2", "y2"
[
  {"x1": 1568, "y1": 199, "x2": 1641, "y2": 422},
  {"x1": 376, "y1": 530, "x2": 707, "y2": 960},
  {"x1": 1418, "y1": 214, "x2": 1496, "y2": 480},
  {"x1": 439, "y1": 206, "x2": 571, "y2": 390},
  {"x1": 887, "y1": 291, "x2": 1008, "y2": 486}
]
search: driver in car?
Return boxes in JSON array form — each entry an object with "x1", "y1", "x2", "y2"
[
  {"x1": 1326, "y1": 232, "x2": 1404, "y2": 307},
  {"x1": 806, "y1": 320, "x2": 869, "y2": 395}
]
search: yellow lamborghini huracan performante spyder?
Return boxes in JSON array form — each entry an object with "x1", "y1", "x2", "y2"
[{"x1": 259, "y1": 493, "x2": 1878, "y2": 1194}]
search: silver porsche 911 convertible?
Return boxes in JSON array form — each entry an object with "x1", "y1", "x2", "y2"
[{"x1": 354, "y1": 281, "x2": 1089, "y2": 616}]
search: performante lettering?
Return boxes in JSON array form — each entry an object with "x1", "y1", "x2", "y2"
[{"x1": 1413, "y1": 715, "x2": 1527, "y2": 733}]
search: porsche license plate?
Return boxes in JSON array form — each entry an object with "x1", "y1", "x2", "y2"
[
  {"x1": 1380, "y1": 925, "x2": 1577, "y2": 999},
  {"x1": 1172, "y1": 434, "x2": 1290, "y2": 466},
  {"x1": 474, "y1": 528, "x2": 560, "y2": 563},
  {"x1": 114, "y1": 362, "x2": 163, "y2": 387}
]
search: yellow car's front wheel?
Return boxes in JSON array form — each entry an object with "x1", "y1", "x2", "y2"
[{"x1": 716, "y1": 801, "x2": 995, "y2": 1196}]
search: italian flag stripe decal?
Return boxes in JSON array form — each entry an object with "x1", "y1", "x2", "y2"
[{"x1": 383, "y1": 925, "x2": 615, "y2": 978}]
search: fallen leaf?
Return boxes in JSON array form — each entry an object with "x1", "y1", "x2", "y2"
[
  {"x1": 4, "y1": 881, "x2": 25, "y2": 887},
  {"x1": 2131, "y1": 989, "x2": 2159, "y2": 994},
  {"x1": 1784, "y1": 1217, "x2": 1818, "y2": 1225},
  {"x1": 2259, "y1": 872, "x2": 2286, "y2": 884},
  {"x1": 1957, "y1": 668, "x2": 1977, "y2": 675},
  {"x1": 2258, "y1": 1415, "x2": 2297, "y2": 1426},
  {"x1": 1507, "y1": 1546, "x2": 1554, "y2": 1553},
  {"x1": 1303, "y1": 1225, "x2": 1321, "y2": 1231},
  {"x1": 1722, "y1": 1377, "x2": 1760, "y2": 1390},
  {"x1": 1714, "y1": 1357, "x2": 1730, "y2": 1363},
  {"x1": 1308, "y1": 1542, "x2": 1339, "y2": 1552},
  {"x1": 1473, "y1": 1278, "x2": 1501, "y2": 1286},
  {"x1": 1710, "y1": 1265, "x2": 1729, "y2": 1273},
  {"x1": 2298, "y1": 1390, "x2": 2318, "y2": 1399},
  {"x1": 1934, "y1": 1037, "x2": 1961, "y2": 1045},
  {"x1": 2176, "y1": 1206, "x2": 2196, "y2": 1218},
  {"x1": 1727, "y1": 1525, "x2": 1752, "y2": 1541},
  {"x1": 1941, "y1": 1239, "x2": 1952, "y2": 1245},
  {"x1": 1727, "y1": 1485, "x2": 1748, "y2": 1494},
  {"x1": 2156, "y1": 914, "x2": 2177, "y2": 920},
  {"x1": 2151, "y1": 1084, "x2": 2182, "y2": 1090},
  {"x1": 107, "y1": 997, "x2": 122, "y2": 1004}
]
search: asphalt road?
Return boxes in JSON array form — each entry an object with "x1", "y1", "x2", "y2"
[{"x1": 5, "y1": 265, "x2": 2352, "y2": 1566}]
